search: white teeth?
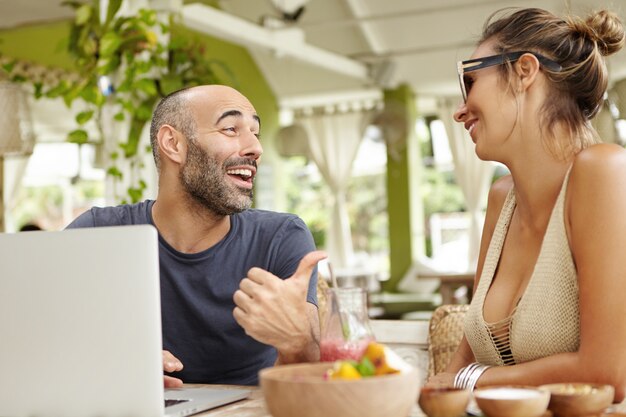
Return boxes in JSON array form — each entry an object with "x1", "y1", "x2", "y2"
[
  {"x1": 468, "y1": 123, "x2": 475, "y2": 134},
  {"x1": 227, "y1": 168, "x2": 252, "y2": 177}
]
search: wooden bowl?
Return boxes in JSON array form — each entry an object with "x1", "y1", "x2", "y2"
[
  {"x1": 418, "y1": 387, "x2": 470, "y2": 417},
  {"x1": 259, "y1": 363, "x2": 420, "y2": 417},
  {"x1": 474, "y1": 386, "x2": 550, "y2": 417},
  {"x1": 540, "y1": 383, "x2": 614, "y2": 417}
]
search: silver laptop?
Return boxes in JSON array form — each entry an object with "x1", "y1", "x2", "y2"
[{"x1": 0, "y1": 225, "x2": 249, "y2": 417}]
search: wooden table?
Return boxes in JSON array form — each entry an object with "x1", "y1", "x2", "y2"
[{"x1": 191, "y1": 384, "x2": 626, "y2": 417}]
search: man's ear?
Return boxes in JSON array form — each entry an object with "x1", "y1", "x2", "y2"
[
  {"x1": 157, "y1": 125, "x2": 185, "y2": 165},
  {"x1": 515, "y1": 53, "x2": 541, "y2": 93}
]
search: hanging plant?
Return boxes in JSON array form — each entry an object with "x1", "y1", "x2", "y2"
[{"x1": 1, "y1": 0, "x2": 232, "y2": 203}]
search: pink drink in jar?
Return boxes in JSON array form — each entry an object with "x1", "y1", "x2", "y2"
[
  {"x1": 320, "y1": 287, "x2": 374, "y2": 362},
  {"x1": 320, "y1": 338, "x2": 372, "y2": 362}
]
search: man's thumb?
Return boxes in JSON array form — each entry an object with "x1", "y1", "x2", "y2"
[{"x1": 291, "y1": 250, "x2": 328, "y2": 283}]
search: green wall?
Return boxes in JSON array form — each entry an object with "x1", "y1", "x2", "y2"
[
  {"x1": 0, "y1": 20, "x2": 278, "y2": 137},
  {"x1": 0, "y1": 21, "x2": 74, "y2": 69}
]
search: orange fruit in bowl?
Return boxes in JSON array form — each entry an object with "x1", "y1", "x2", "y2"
[
  {"x1": 331, "y1": 361, "x2": 362, "y2": 380},
  {"x1": 363, "y1": 342, "x2": 411, "y2": 375}
]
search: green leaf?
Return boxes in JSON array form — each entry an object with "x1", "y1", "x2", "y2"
[
  {"x1": 110, "y1": 151, "x2": 119, "y2": 160},
  {"x1": 100, "y1": 32, "x2": 122, "y2": 58},
  {"x1": 105, "y1": 0, "x2": 123, "y2": 25},
  {"x1": 159, "y1": 74, "x2": 183, "y2": 96},
  {"x1": 33, "y1": 82, "x2": 44, "y2": 99},
  {"x1": 107, "y1": 166, "x2": 123, "y2": 179},
  {"x1": 79, "y1": 85, "x2": 100, "y2": 104},
  {"x1": 1, "y1": 61, "x2": 15, "y2": 73},
  {"x1": 138, "y1": 9, "x2": 157, "y2": 26},
  {"x1": 127, "y1": 186, "x2": 143, "y2": 203},
  {"x1": 63, "y1": 80, "x2": 88, "y2": 107},
  {"x1": 81, "y1": 35, "x2": 97, "y2": 56},
  {"x1": 75, "y1": 4, "x2": 92, "y2": 25},
  {"x1": 45, "y1": 81, "x2": 70, "y2": 99},
  {"x1": 355, "y1": 357, "x2": 376, "y2": 377},
  {"x1": 134, "y1": 78, "x2": 157, "y2": 96},
  {"x1": 67, "y1": 129, "x2": 89, "y2": 144},
  {"x1": 134, "y1": 60, "x2": 153, "y2": 74},
  {"x1": 75, "y1": 110, "x2": 94, "y2": 125},
  {"x1": 97, "y1": 55, "x2": 121, "y2": 75},
  {"x1": 135, "y1": 101, "x2": 153, "y2": 121},
  {"x1": 113, "y1": 112, "x2": 125, "y2": 121}
]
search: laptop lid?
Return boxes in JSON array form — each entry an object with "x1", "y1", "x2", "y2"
[{"x1": 0, "y1": 226, "x2": 248, "y2": 417}]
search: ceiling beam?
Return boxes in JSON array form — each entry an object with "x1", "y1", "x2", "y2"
[
  {"x1": 279, "y1": 88, "x2": 382, "y2": 110},
  {"x1": 181, "y1": 3, "x2": 370, "y2": 80}
]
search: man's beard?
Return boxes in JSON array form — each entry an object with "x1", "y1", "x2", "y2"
[{"x1": 180, "y1": 140, "x2": 254, "y2": 216}]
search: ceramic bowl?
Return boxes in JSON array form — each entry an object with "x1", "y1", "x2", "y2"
[
  {"x1": 540, "y1": 383, "x2": 614, "y2": 417},
  {"x1": 473, "y1": 386, "x2": 550, "y2": 417},
  {"x1": 259, "y1": 362, "x2": 420, "y2": 417},
  {"x1": 418, "y1": 387, "x2": 470, "y2": 417}
]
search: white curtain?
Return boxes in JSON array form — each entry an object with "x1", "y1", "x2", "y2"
[
  {"x1": 437, "y1": 98, "x2": 495, "y2": 269},
  {"x1": 299, "y1": 111, "x2": 367, "y2": 268},
  {"x1": 0, "y1": 83, "x2": 36, "y2": 231}
]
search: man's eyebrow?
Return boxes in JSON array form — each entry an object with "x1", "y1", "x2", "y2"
[{"x1": 216, "y1": 110, "x2": 261, "y2": 127}]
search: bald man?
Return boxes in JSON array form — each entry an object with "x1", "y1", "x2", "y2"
[{"x1": 67, "y1": 85, "x2": 325, "y2": 386}]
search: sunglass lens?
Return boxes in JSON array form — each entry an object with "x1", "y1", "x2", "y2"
[{"x1": 463, "y1": 74, "x2": 474, "y2": 100}]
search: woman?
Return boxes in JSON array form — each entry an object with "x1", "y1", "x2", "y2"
[{"x1": 428, "y1": 7, "x2": 626, "y2": 400}]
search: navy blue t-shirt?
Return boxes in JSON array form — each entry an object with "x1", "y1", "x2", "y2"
[{"x1": 66, "y1": 200, "x2": 318, "y2": 385}]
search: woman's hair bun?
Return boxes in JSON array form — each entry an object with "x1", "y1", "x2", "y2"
[{"x1": 575, "y1": 10, "x2": 626, "y2": 56}]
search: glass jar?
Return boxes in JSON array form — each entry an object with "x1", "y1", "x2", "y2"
[{"x1": 320, "y1": 287, "x2": 375, "y2": 362}]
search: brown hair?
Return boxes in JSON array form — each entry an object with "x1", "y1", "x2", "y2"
[
  {"x1": 481, "y1": 8, "x2": 625, "y2": 157},
  {"x1": 149, "y1": 87, "x2": 197, "y2": 171}
]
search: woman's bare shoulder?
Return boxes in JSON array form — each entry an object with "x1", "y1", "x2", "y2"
[
  {"x1": 482, "y1": 174, "x2": 513, "y2": 233},
  {"x1": 487, "y1": 174, "x2": 514, "y2": 208},
  {"x1": 569, "y1": 143, "x2": 626, "y2": 194},
  {"x1": 567, "y1": 143, "x2": 626, "y2": 238},
  {"x1": 573, "y1": 143, "x2": 626, "y2": 172}
]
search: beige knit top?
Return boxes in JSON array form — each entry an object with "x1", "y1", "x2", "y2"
[{"x1": 464, "y1": 169, "x2": 580, "y2": 366}]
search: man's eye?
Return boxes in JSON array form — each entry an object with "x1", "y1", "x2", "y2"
[{"x1": 223, "y1": 127, "x2": 237, "y2": 134}]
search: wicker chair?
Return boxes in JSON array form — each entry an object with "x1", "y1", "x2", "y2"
[{"x1": 427, "y1": 304, "x2": 469, "y2": 378}]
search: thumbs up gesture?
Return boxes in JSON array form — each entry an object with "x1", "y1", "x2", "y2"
[{"x1": 233, "y1": 251, "x2": 327, "y2": 362}]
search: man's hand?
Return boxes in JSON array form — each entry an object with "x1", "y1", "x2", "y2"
[
  {"x1": 233, "y1": 251, "x2": 327, "y2": 363},
  {"x1": 163, "y1": 350, "x2": 184, "y2": 388}
]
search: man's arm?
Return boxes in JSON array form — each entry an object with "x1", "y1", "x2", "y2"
[
  {"x1": 275, "y1": 302, "x2": 320, "y2": 364},
  {"x1": 233, "y1": 251, "x2": 327, "y2": 364}
]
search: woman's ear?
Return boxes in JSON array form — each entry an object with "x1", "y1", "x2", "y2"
[
  {"x1": 515, "y1": 53, "x2": 541, "y2": 93},
  {"x1": 157, "y1": 125, "x2": 186, "y2": 165}
]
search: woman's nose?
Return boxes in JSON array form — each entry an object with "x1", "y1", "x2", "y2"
[{"x1": 453, "y1": 102, "x2": 468, "y2": 123}]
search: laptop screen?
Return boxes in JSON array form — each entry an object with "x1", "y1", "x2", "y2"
[{"x1": 0, "y1": 226, "x2": 165, "y2": 417}]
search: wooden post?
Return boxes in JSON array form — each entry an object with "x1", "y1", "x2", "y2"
[{"x1": 383, "y1": 84, "x2": 425, "y2": 292}]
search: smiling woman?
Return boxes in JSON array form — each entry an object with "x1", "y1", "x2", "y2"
[{"x1": 427, "y1": 7, "x2": 626, "y2": 402}]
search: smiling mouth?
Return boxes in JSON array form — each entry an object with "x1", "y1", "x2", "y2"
[{"x1": 226, "y1": 168, "x2": 254, "y2": 187}]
